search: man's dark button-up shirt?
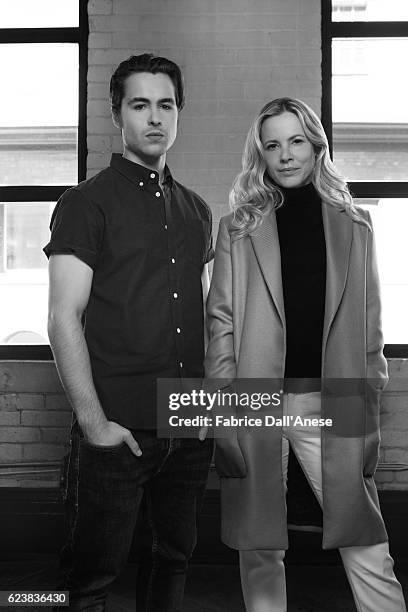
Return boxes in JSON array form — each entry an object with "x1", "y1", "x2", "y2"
[{"x1": 44, "y1": 153, "x2": 214, "y2": 428}]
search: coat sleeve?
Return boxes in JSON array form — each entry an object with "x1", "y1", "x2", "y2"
[
  {"x1": 363, "y1": 212, "x2": 387, "y2": 476},
  {"x1": 205, "y1": 216, "x2": 236, "y2": 381},
  {"x1": 204, "y1": 217, "x2": 246, "y2": 478},
  {"x1": 365, "y1": 212, "x2": 388, "y2": 391}
]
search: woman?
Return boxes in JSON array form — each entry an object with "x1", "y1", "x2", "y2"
[{"x1": 204, "y1": 97, "x2": 406, "y2": 612}]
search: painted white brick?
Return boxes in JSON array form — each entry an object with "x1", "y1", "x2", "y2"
[
  {"x1": 384, "y1": 448, "x2": 408, "y2": 463},
  {"x1": 87, "y1": 152, "x2": 112, "y2": 169},
  {"x1": 87, "y1": 99, "x2": 111, "y2": 118},
  {"x1": 88, "y1": 82, "x2": 110, "y2": 100},
  {"x1": 87, "y1": 135, "x2": 113, "y2": 153},
  {"x1": 395, "y1": 471, "x2": 408, "y2": 484},
  {"x1": 88, "y1": 65, "x2": 115, "y2": 83},
  {"x1": 374, "y1": 471, "x2": 394, "y2": 484},
  {"x1": 89, "y1": 48, "x2": 135, "y2": 66},
  {"x1": 88, "y1": 0, "x2": 112, "y2": 15},
  {"x1": 88, "y1": 32, "x2": 112, "y2": 49},
  {"x1": 87, "y1": 117, "x2": 117, "y2": 135}
]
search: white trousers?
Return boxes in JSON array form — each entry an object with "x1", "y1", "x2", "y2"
[{"x1": 239, "y1": 392, "x2": 406, "y2": 612}]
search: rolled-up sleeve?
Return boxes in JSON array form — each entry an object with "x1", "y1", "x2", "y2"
[
  {"x1": 199, "y1": 195, "x2": 215, "y2": 264},
  {"x1": 205, "y1": 227, "x2": 215, "y2": 264},
  {"x1": 43, "y1": 188, "x2": 104, "y2": 270}
]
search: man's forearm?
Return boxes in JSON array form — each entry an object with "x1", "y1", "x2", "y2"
[
  {"x1": 201, "y1": 263, "x2": 210, "y2": 351},
  {"x1": 48, "y1": 313, "x2": 107, "y2": 434}
]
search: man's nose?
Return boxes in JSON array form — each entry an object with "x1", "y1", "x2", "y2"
[{"x1": 148, "y1": 107, "x2": 161, "y2": 125}]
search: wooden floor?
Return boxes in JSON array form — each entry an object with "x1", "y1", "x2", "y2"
[{"x1": 1, "y1": 555, "x2": 407, "y2": 611}]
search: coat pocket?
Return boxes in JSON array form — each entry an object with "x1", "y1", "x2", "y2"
[{"x1": 215, "y1": 436, "x2": 247, "y2": 478}]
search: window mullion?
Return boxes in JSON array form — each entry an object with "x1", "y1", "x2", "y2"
[
  {"x1": 0, "y1": 187, "x2": 72, "y2": 202},
  {"x1": 331, "y1": 21, "x2": 408, "y2": 38},
  {"x1": 0, "y1": 28, "x2": 81, "y2": 44},
  {"x1": 349, "y1": 183, "x2": 408, "y2": 199}
]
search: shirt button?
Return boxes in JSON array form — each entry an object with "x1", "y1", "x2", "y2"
[
  {"x1": 155, "y1": 191, "x2": 161, "y2": 197},
  {"x1": 171, "y1": 258, "x2": 176, "y2": 264},
  {"x1": 150, "y1": 173, "x2": 156, "y2": 179},
  {"x1": 176, "y1": 327, "x2": 181, "y2": 334},
  {"x1": 139, "y1": 181, "x2": 144, "y2": 187},
  {"x1": 173, "y1": 292, "x2": 178, "y2": 299}
]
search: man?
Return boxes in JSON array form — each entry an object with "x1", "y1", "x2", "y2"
[{"x1": 44, "y1": 54, "x2": 214, "y2": 611}]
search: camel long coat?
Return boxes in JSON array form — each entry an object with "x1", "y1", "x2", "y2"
[{"x1": 204, "y1": 202, "x2": 389, "y2": 550}]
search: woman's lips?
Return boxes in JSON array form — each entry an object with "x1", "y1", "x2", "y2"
[{"x1": 279, "y1": 168, "x2": 299, "y2": 175}]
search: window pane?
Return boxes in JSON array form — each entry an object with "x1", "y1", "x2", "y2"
[
  {"x1": 6, "y1": 203, "x2": 51, "y2": 269},
  {"x1": 0, "y1": 202, "x2": 53, "y2": 345},
  {"x1": 332, "y1": 0, "x2": 408, "y2": 22},
  {"x1": 1, "y1": 0, "x2": 78, "y2": 28},
  {"x1": 0, "y1": 44, "x2": 78, "y2": 186},
  {"x1": 357, "y1": 199, "x2": 408, "y2": 344},
  {"x1": 332, "y1": 38, "x2": 408, "y2": 181}
]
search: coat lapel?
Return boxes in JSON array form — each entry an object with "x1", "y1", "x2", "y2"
[
  {"x1": 249, "y1": 203, "x2": 353, "y2": 353},
  {"x1": 322, "y1": 204, "x2": 353, "y2": 353},
  {"x1": 250, "y1": 211, "x2": 286, "y2": 326}
]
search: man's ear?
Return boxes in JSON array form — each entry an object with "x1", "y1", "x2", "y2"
[{"x1": 112, "y1": 110, "x2": 122, "y2": 129}]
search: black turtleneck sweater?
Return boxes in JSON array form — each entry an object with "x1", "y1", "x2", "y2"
[{"x1": 275, "y1": 182, "x2": 326, "y2": 383}]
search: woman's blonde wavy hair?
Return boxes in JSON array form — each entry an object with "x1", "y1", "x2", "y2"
[{"x1": 230, "y1": 97, "x2": 368, "y2": 239}]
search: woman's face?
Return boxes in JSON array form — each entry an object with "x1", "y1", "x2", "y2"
[{"x1": 260, "y1": 111, "x2": 315, "y2": 188}]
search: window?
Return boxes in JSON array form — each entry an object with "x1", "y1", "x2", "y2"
[
  {"x1": 322, "y1": 0, "x2": 408, "y2": 355},
  {"x1": 0, "y1": 2, "x2": 88, "y2": 358}
]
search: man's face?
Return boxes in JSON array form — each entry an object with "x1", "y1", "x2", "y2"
[{"x1": 114, "y1": 71, "x2": 178, "y2": 167}]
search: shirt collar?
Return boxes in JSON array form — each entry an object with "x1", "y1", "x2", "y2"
[{"x1": 110, "y1": 153, "x2": 173, "y2": 187}]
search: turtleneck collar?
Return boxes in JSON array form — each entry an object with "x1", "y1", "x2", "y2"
[
  {"x1": 279, "y1": 181, "x2": 317, "y2": 199},
  {"x1": 275, "y1": 181, "x2": 321, "y2": 213}
]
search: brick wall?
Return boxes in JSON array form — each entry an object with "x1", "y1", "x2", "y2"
[
  {"x1": 377, "y1": 360, "x2": 408, "y2": 490},
  {"x1": 0, "y1": 363, "x2": 69, "y2": 487},
  {"x1": 87, "y1": 0, "x2": 321, "y2": 223},
  {"x1": 1, "y1": 360, "x2": 407, "y2": 490}
]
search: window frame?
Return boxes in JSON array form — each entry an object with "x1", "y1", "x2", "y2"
[
  {"x1": 321, "y1": 0, "x2": 408, "y2": 357},
  {"x1": 0, "y1": 1, "x2": 88, "y2": 360}
]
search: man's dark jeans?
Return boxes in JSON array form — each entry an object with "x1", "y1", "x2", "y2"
[{"x1": 59, "y1": 423, "x2": 213, "y2": 611}]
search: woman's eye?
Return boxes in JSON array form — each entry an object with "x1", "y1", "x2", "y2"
[
  {"x1": 266, "y1": 143, "x2": 278, "y2": 150},
  {"x1": 292, "y1": 138, "x2": 304, "y2": 144}
]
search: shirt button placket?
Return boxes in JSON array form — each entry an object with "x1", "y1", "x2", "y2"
[
  {"x1": 162, "y1": 186, "x2": 183, "y2": 376},
  {"x1": 172, "y1": 287, "x2": 182, "y2": 370}
]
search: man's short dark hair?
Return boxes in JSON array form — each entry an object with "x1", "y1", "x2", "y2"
[{"x1": 110, "y1": 53, "x2": 185, "y2": 115}]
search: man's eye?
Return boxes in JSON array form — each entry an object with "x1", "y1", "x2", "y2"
[
  {"x1": 133, "y1": 104, "x2": 146, "y2": 110},
  {"x1": 161, "y1": 104, "x2": 173, "y2": 110}
]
